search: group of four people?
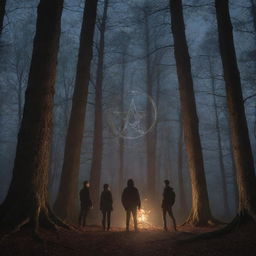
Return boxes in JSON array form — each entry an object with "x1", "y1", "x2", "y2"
[{"x1": 79, "y1": 179, "x2": 177, "y2": 231}]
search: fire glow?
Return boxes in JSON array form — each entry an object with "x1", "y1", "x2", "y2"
[{"x1": 137, "y1": 208, "x2": 151, "y2": 228}]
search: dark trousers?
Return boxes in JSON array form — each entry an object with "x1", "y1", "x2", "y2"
[
  {"x1": 163, "y1": 207, "x2": 177, "y2": 231},
  {"x1": 79, "y1": 206, "x2": 89, "y2": 227},
  {"x1": 126, "y1": 208, "x2": 138, "y2": 231},
  {"x1": 102, "y1": 210, "x2": 111, "y2": 230}
]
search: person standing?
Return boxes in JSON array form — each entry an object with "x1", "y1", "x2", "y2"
[
  {"x1": 162, "y1": 180, "x2": 177, "y2": 231},
  {"x1": 121, "y1": 179, "x2": 141, "y2": 232},
  {"x1": 79, "y1": 180, "x2": 92, "y2": 227},
  {"x1": 100, "y1": 184, "x2": 113, "y2": 231}
]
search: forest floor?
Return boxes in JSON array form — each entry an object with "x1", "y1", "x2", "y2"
[{"x1": 0, "y1": 222, "x2": 256, "y2": 256}]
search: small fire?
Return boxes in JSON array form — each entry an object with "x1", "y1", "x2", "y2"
[
  {"x1": 137, "y1": 198, "x2": 154, "y2": 228},
  {"x1": 137, "y1": 208, "x2": 151, "y2": 227}
]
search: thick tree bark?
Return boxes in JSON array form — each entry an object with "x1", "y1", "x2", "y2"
[
  {"x1": 0, "y1": 0, "x2": 64, "y2": 231},
  {"x1": 177, "y1": 115, "x2": 188, "y2": 216},
  {"x1": 90, "y1": 0, "x2": 109, "y2": 211},
  {"x1": 170, "y1": 0, "x2": 215, "y2": 226},
  {"x1": 208, "y1": 57, "x2": 230, "y2": 216},
  {"x1": 250, "y1": 0, "x2": 256, "y2": 173},
  {"x1": 54, "y1": 0, "x2": 98, "y2": 221},
  {"x1": 0, "y1": 0, "x2": 6, "y2": 35},
  {"x1": 229, "y1": 136, "x2": 239, "y2": 211},
  {"x1": 215, "y1": 0, "x2": 256, "y2": 217}
]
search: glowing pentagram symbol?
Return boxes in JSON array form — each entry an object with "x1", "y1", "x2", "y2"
[
  {"x1": 114, "y1": 98, "x2": 146, "y2": 135},
  {"x1": 106, "y1": 90, "x2": 157, "y2": 139}
]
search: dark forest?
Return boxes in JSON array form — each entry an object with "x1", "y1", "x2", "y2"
[{"x1": 0, "y1": 0, "x2": 256, "y2": 255}]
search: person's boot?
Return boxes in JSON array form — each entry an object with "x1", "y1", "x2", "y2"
[
  {"x1": 173, "y1": 219, "x2": 177, "y2": 231},
  {"x1": 163, "y1": 220, "x2": 167, "y2": 231},
  {"x1": 102, "y1": 221, "x2": 106, "y2": 231},
  {"x1": 126, "y1": 217, "x2": 129, "y2": 232},
  {"x1": 107, "y1": 218, "x2": 110, "y2": 231}
]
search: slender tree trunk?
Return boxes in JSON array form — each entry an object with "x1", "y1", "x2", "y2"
[
  {"x1": 177, "y1": 115, "x2": 188, "y2": 216},
  {"x1": 90, "y1": 0, "x2": 109, "y2": 211},
  {"x1": 250, "y1": 0, "x2": 256, "y2": 33},
  {"x1": 154, "y1": 63, "x2": 162, "y2": 196},
  {"x1": 170, "y1": 0, "x2": 215, "y2": 226},
  {"x1": 208, "y1": 57, "x2": 230, "y2": 216},
  {"x1": 0, "y1": 0, "x2": 65, "y2": 232},
  {"x1": 215, "y1": 0, "x2": 256, "y2": 217},
  {"x1": 118, "y1": 51, "x2": 126, "y2": 195},
  {"x1": 54, "y1": 0, "x2": 98, "y2": 221},
  {"x1": 0, "y1": 0, "x2": 6, "y2": 35},
  {"x1": 163, "y1": 130, "x2": 172, "y2": 181},
  {"x1": 144, "y1": 10, "x2": 157, "y2": 201}
]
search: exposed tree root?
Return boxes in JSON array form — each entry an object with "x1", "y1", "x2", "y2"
[
  {"x1": 0, "y1": 218, "x2": 30, "y2": 244},
  {"x1": 47, "y1": 207, "x2": 71, "y2": 230},
  {"x1": 0, "y1": 205, "x2": 71, "y2": 243},
  {"x1": 182, "y1": 212, "x2": 224, "y2": 227},
  {"x1": 178, "y1": 212, "x2": 255, "y2": 243}
]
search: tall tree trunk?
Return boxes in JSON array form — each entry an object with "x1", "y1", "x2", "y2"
[
  {"x1": 250, "y1": 0, "x2": 256, "y2": 33},
  {"x1": 209, "y1": 57, "x2": 230, "y2": 216},
  {"x1": 163, "y1": 129, "x2": 172, "y2": 181},
  {"x1": 90, "y1": 0, "x2": 109, "y2": 212},
  {"x1": 215, "y1": 0, "x2": 256, "y2": 217},
  {"x1": 118, "y1": 50, "x2": 126, "y2": 195},
  {"x1": 0, "y1": 0, "x2": 65, "y2": 232},
  {"x1": 17, "y1": 78, "x2": 23, "y2": 128},
  {"x1": 177, "y1": 115, "x2": 188, "y2": 217},
  {"x1": 229, "y1": 135, "x2": 239, "y2": 211},
  {"x1": 0, "y1": 0, "x2": 6, "y2": 35},
  {"x1": 54, "y1": 0, "x2": 98, "y2": 221},
  {"x1": 144, "y1": 10, "x2": 157, "y2": 201},
  {"x1": 250, "y1": 0, "x2": 256, "y2": 171},
  {"x1": 170, "y1": 0, "x2": 215, "y2": 226}
]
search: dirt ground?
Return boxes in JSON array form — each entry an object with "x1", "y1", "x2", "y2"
[{"x1": 0, "y1": 223, "x2": 256, "y2": 256}]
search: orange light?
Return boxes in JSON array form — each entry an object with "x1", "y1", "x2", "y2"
[{"x1": 137, "y1": 208, "x2": 151, "y2": 227}]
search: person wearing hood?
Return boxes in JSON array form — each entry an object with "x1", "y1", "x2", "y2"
[
  {"x1": 121, "y1": 179, "x2": 141, "y2": 231},
  {"x1": 162, "y1": 179, "x2": 177, "y2": 231}
]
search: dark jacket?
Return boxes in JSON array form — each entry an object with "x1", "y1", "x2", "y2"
[
  {"x1": 80, "y1": 187, "x2": 92, "y2": 208},
  {"x1": 162, "y1": 186, "x2": 175, "y2": 209},
  {"x1": 100, "y1": 190, "x2": 113, "y2": 212},
  {"x1": 122, "y1": 186, "x2": 141, "y2": 210}
]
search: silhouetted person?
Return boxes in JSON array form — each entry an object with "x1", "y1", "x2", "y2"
[
  {"x1": 162, "y1": 180, "x2": 177, "y2": 231},
  {"x1": 79, "y1": 180, "x2": 92, "y2": 227},
  {"x1": 100, "y1": 184, "x2": 113, "y2": 231},
  {"x1": 122, "y1": 179, "x2": 141, "y2": 231}
]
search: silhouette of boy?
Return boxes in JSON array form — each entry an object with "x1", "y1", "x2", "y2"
[
  {"x1": 162, "y1": 180, "x2": 177, "y2": 231},
  {"x1": 122, "y1": 179, "x2": 141, "y2": 231},
  {"x1": 100, "y1": 184, "x2": 113, "y2": 231},
  {"x1": 79, "y1": 180, "x2": 92, "y2": 227}
]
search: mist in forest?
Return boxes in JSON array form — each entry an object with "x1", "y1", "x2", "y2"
[{"x1": 0, "y1": 0, "x2": 255, "y2": 229}]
